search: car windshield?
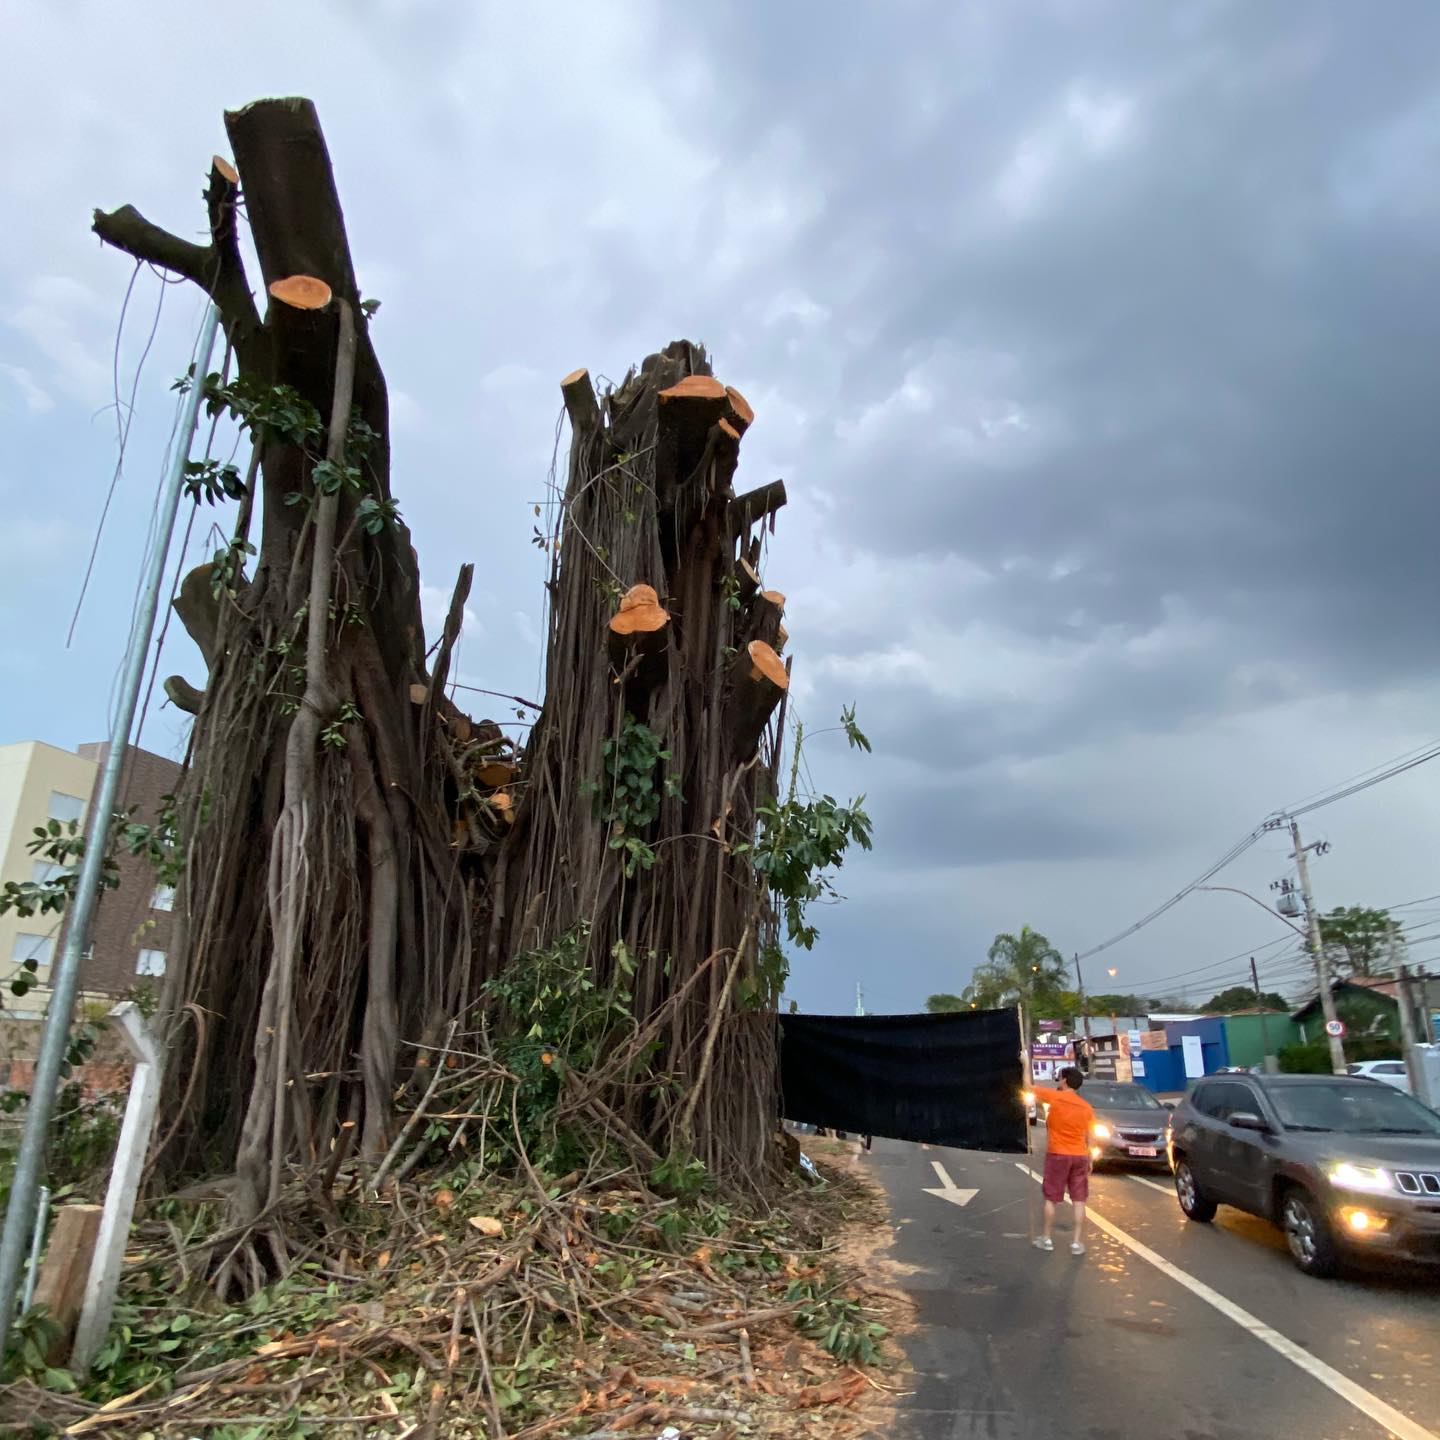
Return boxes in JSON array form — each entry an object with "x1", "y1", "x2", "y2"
[
  {"x1": 1270, "y1": 1082, "x2": 1440, "y2": 1136},
  {"x1": 1082, "y1": 1083, "x2": 1163, "y2": 1110}
]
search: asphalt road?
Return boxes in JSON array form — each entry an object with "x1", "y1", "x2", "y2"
[{"x1": 860, "y1": 1134, "x2": 1439, "y2": 1440}]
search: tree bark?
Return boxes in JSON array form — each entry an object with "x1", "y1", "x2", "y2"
[{"x1": 95, "y1": 102, "x2": 492, "y2": 1237}]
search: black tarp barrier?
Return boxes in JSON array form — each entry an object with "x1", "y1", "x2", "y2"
[{"x1": 778, "y1": 1007, "x2": 1025, "y2": 1153}]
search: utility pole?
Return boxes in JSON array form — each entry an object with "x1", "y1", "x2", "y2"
[
  {"x1": 1073, "y1": 953, "x2": 1091, "y2": 1041},
  {"x1": 854, "y1": 983, "x2": 866, "y2": 1018},
  {"x1": 1289, "y1": 817, "x2": 1345, "y2": 1074},
  {"x1": 1396, "y1": 965, "x2": 1426, "y2": 1104},
  {"x1": 0, "y1": 303, "x2": 221, "y2": 1330},
  {"x1": 1250, "y1": 956, "x2": 1277, "y2": 1073},
  {"x1": 1072, "y1": 952, "x2": 1092, "y2": 1075}
]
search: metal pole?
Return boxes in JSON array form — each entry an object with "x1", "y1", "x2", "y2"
[
  {"x1": 20, "y1": 1187, "x2": 50, "y2": 1313},
  {"x1": 0, "y1": 303, "x2": 220, "y2": 1329},
  {"x1": 1250, "y1": 956, "x2": 1276, "y2": 1073},
  {"x1": 1290, "y1": 818, "x2": 1345, "y2": 1075},
  {"x1": 1396, "y1": 965, "x2": 1425, "y2": 1104}
]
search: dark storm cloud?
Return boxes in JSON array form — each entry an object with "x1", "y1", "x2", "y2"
[
  {"x1": 866, "y1": 766, "x2": 1140, "y2": 867},
  {"x1": 721, "y1": 0, "x2": 1440, "y2": 817},
  {"x1": 7, "y1": 0, "x2": 1440, "y2": 1016}
]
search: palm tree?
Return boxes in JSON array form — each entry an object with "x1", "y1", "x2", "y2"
[{"x1": 963, "y1": 925, "x2": 1068, "y2": 1009}]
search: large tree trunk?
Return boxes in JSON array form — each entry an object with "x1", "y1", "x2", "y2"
[
  {"x1": 94, "y1": 100, "x2": 796, "y2": 1270},
  {"x1": 495, "y1": 348, "x2": 791, "y2": 1183},
  {"x1": 93, "y1": 101, "x2": 504, "y2": 1237}
]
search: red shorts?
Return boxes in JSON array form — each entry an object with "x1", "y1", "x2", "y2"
[{"x1": 1042, "y1": 1151, "x2": 1090, "y2": 1203}]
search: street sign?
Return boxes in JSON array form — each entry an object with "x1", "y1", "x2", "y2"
[
  {"x1": 1037, "y1": 1019, "x2": 1062, "y2": 1032},
  {"x1": 1325, "y1": 1019, "x2": 1346, "y2": 1038}
]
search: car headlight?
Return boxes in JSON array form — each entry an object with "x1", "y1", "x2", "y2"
[
  {"x1": 1092, "y1": 1123, "x2": 1112, "y2": 1140},
  {"x1": 1329, "y1": 1162, "x2": 1394, "y2": 1193}
]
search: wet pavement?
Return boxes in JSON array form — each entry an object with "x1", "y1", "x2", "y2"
[{"x1": 860, "y1": 1135, "x2": 1440, "y2": 1440}]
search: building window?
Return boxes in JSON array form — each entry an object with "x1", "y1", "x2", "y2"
[
  {"x1": 151, "y1": 885, "x2": 176, "y2": 912},
  {"x1": 31, "y1": 862, "x2": 68, "y2": 886},
  {"x1": 48, "y1": 791, "x2": 86, "y2": 825},
  {"x1": 136, "y1": 948, "x2": 167, "y2": 977},
  {"x1": 11, "y1": 933, "x2": 55, "y2": 968}
]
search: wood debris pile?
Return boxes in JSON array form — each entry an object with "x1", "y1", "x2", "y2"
[{"x1": 1, "y1": 1152, "x2": 900, "y2": 1438}]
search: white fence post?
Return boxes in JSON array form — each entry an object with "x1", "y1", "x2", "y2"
[{"x1": 71, "y1": 1002, "x2": 161, "y2": 1372}]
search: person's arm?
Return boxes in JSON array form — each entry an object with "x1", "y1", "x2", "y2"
[{"x1": 1031, "y1": 1086, "x2": 1060, "y2": 1104}]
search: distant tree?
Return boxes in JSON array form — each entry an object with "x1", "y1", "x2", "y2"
[
  {"x1": 1319, "y1": 906, "x2": 1403, "y2": 979},
  {"x1": 1029, "y1": 988, "x2": 1082, "y2": 1021},
  {"x1": 925, "y1": 993, "x2": 967, "y2": 1013},
  {"x1": 963, "y1": 926, "x2": 1068, "y2": 1010},
  {"x1": 1202, "y1": 984, "x2": 1289, "y2": 1013},
  {"x1": 1085, "y1": 993, "x2": 1156, "y2": 1016}
]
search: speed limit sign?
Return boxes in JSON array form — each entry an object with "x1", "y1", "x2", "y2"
[{"x1": 1325, "y1": 1019, "x2": 1346, "y2": 1038}]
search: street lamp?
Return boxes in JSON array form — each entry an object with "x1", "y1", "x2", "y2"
[
  {"x1": 1196, "y1": 885, "x2": 1308, "y2": 939},
  {"x1": 1197, "y1": 884, "x2": 1308, "y2": 1075}
]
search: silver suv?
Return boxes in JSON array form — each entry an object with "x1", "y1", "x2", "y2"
[{"x1": 1167, "y1": 1073, "x2": 1440, "y2": 1277}]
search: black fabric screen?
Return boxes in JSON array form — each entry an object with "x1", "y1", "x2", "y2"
[{"x1": 779, "y1": 1008, "x2": 1025, "y2": 1154}]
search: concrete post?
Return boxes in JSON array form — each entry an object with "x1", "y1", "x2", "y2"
[{"x1": 71, "y1": 1002, "x2": 162, "y2": 1372}]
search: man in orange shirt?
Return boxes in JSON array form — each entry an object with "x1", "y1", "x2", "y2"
[{"x1": 1031, "y1": 1066, "x2": 1094, "y2": 1255}]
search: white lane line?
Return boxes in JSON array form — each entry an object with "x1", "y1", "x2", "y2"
[
  {"x1": 1129, "y1": 1175, "x2": 1174, "y2": 1196},
  {"x1": 1015, "y1": 1163, "x2": 1436, "y2": 1440}
]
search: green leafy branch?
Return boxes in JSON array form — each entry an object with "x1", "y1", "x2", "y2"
[
  {"x1": 0, "y1": 797, "x2": 184, "y2": 1001},
  {"x1": 182, "y1": 458, "x2": 246, "y2": 506},
  {"x1": 584, "y1": 716, "x2": 679, "y2": 877},
  {"x1": 734, "y1": 707, "x2": 874, "y2": 995},
  {"x1": 320, "y1": 700, "x2": 364, "y2": 749}
]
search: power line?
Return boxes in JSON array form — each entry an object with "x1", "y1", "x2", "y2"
[
  {"x1": 1074, "y1": 828, "x2": 1265, "y2": 962},
  {"x1": 1279, "y1": 736, "x2": 1440, "y2": 815},
  {"x1": 1277, "y1": 742, "x2": 1440, "y2": 822},
  {"x1": 1076, "y1": 750, "x2": 1440, "y2": 965}
]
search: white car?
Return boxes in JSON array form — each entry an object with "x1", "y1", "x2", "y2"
[{"x1": 1346, "y1": 1059, "x2": 1411, "y2": 1094}]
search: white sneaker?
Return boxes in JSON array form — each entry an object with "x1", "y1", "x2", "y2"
[
  {"x1": 1033, "y1": 1236, "x2": 1054, "y2": 1252},
  {"x1": 1070, "y1": 1241, "x2": 1086, "y2": 1256}
]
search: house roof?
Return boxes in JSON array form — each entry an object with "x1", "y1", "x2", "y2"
[{"x1": 1290, "y1": 977, "x2": 1400, "y2": 1020}]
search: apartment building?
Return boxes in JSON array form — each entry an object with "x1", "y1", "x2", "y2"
[{"x1": 0, "y1": 740, "x2": 182, "y2": 1013}]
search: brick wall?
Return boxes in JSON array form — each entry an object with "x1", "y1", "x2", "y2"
[
  {"x1": 60, "y1": 744, "x2": 182, "y2": 996},
  {"x1": 8, "y1": 1058, "x2": 132, "y2": 1100}
]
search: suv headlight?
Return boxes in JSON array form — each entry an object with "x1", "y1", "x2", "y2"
[
  {"x1": 1092, "y1": 1123, "x2": 1112, "y2": 1140},
  {"x1": 1329, "y1": 1162, "x2": 1394, "y2": 1193}
]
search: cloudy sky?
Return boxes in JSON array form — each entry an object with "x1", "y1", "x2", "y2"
[{"x1": 5, "y1": 0, "x2": 1440, "y2": 1017}]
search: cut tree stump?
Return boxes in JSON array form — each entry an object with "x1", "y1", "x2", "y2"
[
  {"x1": 608, "y1": 583, "x2": 672, "y2": 678},
  {"x1": 658, "y1": 375, "x2": 730, "y2": 483},
  {"x1": 729, "y1": 479, "x2": 787, "y2": 542},
  {"x1": 268, "y1": 274, "x2": 333, "y2": 310},
  {"x1": 735, "y1": 557, "x2": 761, "y2": 605},
  {"x1": 476, "y1": 760, "x2": 516, "y2": 789},
  {"x1": 724, "y1": 385, "x2": 754, "y2": 434},
  {"x1": 561, "y1": 366, "x2": 600, "y2": 437},
  {"x1": 747, "y1": 590, "x2": 786, "y2": 652},
  {"x1": 727, "y1": 640, "x2": 789, "y2": 762},
  {"x1": 33, "y1": 1204, "x2": 102, "y2": 1359}
]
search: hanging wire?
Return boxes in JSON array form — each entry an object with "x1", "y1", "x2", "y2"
[{"x1": 68, "y1": 261, "x2": 170, "y2": 647}]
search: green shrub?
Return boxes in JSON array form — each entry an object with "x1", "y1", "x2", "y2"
[{"x1": 1278, "y1": 1035, "x2": 1398, "y2": 1074}]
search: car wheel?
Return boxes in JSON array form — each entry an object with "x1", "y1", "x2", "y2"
[
  {"x1": 1281, "y1": 1188, "x2": 1339, "y2": 1278},
  {"x1": 1174, "y1": 1160, "x2": 1217, "y2": 1222}
]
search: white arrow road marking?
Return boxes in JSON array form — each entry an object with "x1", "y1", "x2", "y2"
[{"x1": 922, "y1": 1159, "x2": 978, "y2": 1208}]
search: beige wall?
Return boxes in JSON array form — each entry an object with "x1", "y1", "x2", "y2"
[{"x1": 0, "y1": 742, "x2": 98, "y2": 1013}]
